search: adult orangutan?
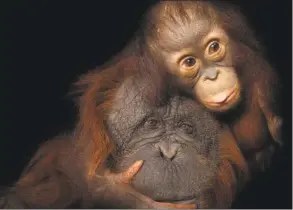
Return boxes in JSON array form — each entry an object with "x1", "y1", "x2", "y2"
[{"x1": 0, "y1": 61, "x2": 248, "y2": 208}]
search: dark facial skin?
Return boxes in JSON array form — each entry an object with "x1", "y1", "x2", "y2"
[{"x1": 106, "y1": 77, "x2": 221, "y2": 205}]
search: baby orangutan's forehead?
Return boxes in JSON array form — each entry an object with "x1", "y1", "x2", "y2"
[
  {"x1": 155, "y1": 19, "x2": 211, "y2": 52},
  {"x1": 147, "y1": 1, "x2": 220, "y2": 51}
]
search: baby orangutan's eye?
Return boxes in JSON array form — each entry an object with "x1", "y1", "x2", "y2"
[
  {"x1": 179, "y1": 56, "x2": 200, "y2": 78},
  {"x1": 205, "y1": 40, "x2": 226, "y2": 61},
  {"x1": 182, "y1": 56, "x2": 196, "y2": 68},
  {"x1": 208, "y1": 41, "x2": 220, "y2": 54}
]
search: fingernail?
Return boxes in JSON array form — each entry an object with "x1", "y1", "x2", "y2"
[{"x1": 134, "y1": 160, "x2": 144, "y2": 167}]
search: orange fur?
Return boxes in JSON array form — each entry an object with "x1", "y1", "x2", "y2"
[
  {"x1": 74, "y1": 56, "x2": 139, "y2": 177},
  {"x1": 214, "y1": 128, "x2": 250, "y2": 208},
  {"x1": 73, "y1": 56, "x2": 254, "y2": 208}
]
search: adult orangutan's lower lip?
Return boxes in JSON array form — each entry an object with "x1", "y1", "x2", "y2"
[
  {"x1": 172, "y1": 198, "x2": 197, "y2": 204},
  {"x1": 204, "y1": 85, "x2": 238, "y2": 106},
  {"x1": 157, "y1": 197, "x2": 197, "y2": 204}
]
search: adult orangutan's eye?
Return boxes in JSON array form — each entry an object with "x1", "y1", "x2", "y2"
[
  {"x1": 179, "y1": 123, "x2": 194, "y2": 134},
  {"x1": 144, "y1": 117, "x2": 159, "y2": 129}
]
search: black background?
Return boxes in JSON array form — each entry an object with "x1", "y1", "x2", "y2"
[{"x1": 1, "y1": 0, "x2": 292, "y2": 208}]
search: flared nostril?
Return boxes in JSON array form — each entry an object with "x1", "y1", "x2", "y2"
[
  {"x1": 159, "y1": 149, "x2": 165, "y2": 158},
  {"x1": 157, "y1": 142, "x2": 181, "y2": 161}
]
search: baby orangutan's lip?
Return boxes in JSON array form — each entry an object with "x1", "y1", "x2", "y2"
[{"x1": 204, "y1": 85, "x2": 239, "y2": 106}]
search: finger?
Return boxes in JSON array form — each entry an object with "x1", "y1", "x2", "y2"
[
  {"x1": 173, "y1": 203, "x2": 197, "y2": 209},
  {"x1": 118, "y1": 160, "x2": 144, "y2": 183},
  {"x1": 155, "y1": 201, "x2": 197, "y2": 209}
]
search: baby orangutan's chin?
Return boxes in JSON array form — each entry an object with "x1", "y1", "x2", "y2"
[{"x1": 201, "y1": 84, "x2": 241, "y2": 112}]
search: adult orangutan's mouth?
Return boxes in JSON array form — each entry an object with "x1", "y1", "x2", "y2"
[
  {"x1": 157, "y1": 197, "x2": 197, "y2": 204},
  {"x1": 172, "y1": 198, "x2": 197, "y2": 204}
]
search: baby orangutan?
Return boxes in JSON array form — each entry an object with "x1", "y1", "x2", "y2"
[{"x1": 142, "y1": 0, "x2": 283, "y2": 174}]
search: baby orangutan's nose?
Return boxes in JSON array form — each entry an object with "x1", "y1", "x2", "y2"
[{"x1": 156, "y1": 141, "x2": 181, "y2": 161}]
